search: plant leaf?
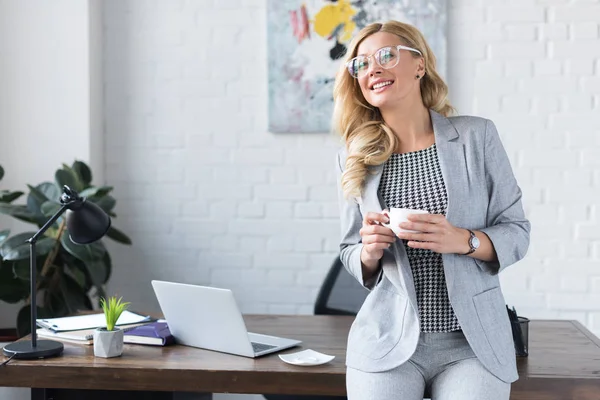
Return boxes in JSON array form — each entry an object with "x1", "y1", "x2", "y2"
[
  {"x1": 0, "y1": 203, "x2": 38, "y2": 224},
  {"x1": 0, "y1": 232, "x2": 35, "y2": 259},
  {"x1": 41, "y1": 200, "x2": 62, "y2": 217},
  {"x1": 17, "y1": 305, "x2": 54, "y2": 338},
  {"x1": 0, "y1": 190, "x2": 24, "y2": 203},
  {"x1": 62, "y1": 253, "x2": 92, "y2": 292},
  {"x1": 72, "y1": 161, "x2": 93, "y2": 187},
  {"x1": 60, "y1": 233, "x2": 106, "y2": 262},
  {"x1": 80, "y1": 257, "x2": 108, "y2": 299},
  {"x1": 91, "y1": 195, "x2": 116, "y2": 213},
  {"x1": 79, "y1": 186, "x2": 113, "y2": 199},
  {"x1": 100, "y1": 296, "x2": 129, "y2": 331},
  {"x1": 3, "y1": 236, "x2": 56, "y2": 261},
  {"x1": 0, "y1": 262, "x2": 28, "y2": 303},
  {"x1": 26, "y1": 184, "x2": 50, "y2": 208},
  {"x1": 0, "y1": 229, "x2": 10, "y2": 246},
  {"x1": 34, "y1": 182, "x2": 62, "y2": 203},
  {"x1": 55, "y1": 168, "x2": 83, "y2": 193},
  {"x1": 58, "y1": 273, "x2": 93, "y2": 315},
  {"x1": 105, "y1": 226, "x2": 132, "y2": 245},
  {"x1": 11, "y1": 255, "x2": 48, "y2": 281},
  {"x1": 101, "y1": 251, "x2": 112, "y2": 284}
]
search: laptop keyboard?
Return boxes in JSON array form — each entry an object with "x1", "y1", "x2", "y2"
[{"x1": 251, "y1": 342, "x2": 277, "y2": 353}]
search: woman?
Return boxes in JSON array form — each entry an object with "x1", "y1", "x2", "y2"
[{"x1": 333, "y1": 21, "x2": 530, "y2": 400}]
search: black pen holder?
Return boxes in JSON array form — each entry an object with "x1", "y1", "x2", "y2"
[{"x1": 512, "y1": 316, "x2": 529, "y2": 357}]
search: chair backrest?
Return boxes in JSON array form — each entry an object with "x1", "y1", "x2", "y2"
[{"x1": 313, "y1": 256, "x2": 369, "y2": 316}]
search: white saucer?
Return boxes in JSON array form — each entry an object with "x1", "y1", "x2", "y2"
[{"x1": 278, "y1": 349, "x2": 335, "y2": 366}]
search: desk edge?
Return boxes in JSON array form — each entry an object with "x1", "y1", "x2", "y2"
[{"x1": 571, "y1": 320, "x2": 600, "y2": 348}]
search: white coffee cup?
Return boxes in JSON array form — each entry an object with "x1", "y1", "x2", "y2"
[{"x1": 382, "y1": 208, "x2": 430, "y2": 235}]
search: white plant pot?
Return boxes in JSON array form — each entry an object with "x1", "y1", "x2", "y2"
[{"x1": 93, "y1": 328, "x2": 124, "y2": 358}]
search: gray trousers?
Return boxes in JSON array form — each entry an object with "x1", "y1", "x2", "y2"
[{"x1": 346, "y1": 330, "x2": 511, "y2": 400}]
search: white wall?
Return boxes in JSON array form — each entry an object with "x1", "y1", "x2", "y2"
[
  {"x1": 0, "y1": 1, "x2": 103, "y2": 399},
  {"x1": 0, "y1": 0, "x2": 103, "y2": 322}
]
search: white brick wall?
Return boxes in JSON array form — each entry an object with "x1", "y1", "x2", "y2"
[{"x1": 102, "y1": 1, "x2": 599, "y2": 398}]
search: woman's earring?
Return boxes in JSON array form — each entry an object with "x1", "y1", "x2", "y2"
[{"x1": 415, "y1": 75, "x2": 420, "y2": 80}]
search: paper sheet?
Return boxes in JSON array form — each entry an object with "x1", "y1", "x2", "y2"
[{"x1": 37, "y1": 310, "x2": 151, "y2": 332}]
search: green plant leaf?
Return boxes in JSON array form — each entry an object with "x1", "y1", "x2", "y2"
[
  {"x1": 11, "y1": 254, "x2": 49, "y2": 282},
  {"x1": 0, "y1": 232, "x2": 36, "y2": 260},
  {"x1": 86, "y1": 258, "x2": 107, "y2": 289},
  {"x1": 101, "y1": 251, "x2": 112, "y2": 284},
  {"x1": 62, "y1": 253, "x2": 92, "y2": 292},
  {"x1": 91, "y1": 195, "x2": 116, "y2": 213},
  {"x1": 17, "y1": 305, "x2": 54, "y2": 338},
  {"x1": 33, "y1": 182, "x2": 62, "y2": 203},
  {"x1": 3, "y1": 236, "x2": 56, "y2": 261},
  {"x1": 0, "y1": 203, "x2": 37, "y2": 224},
  {"x1": 100, "y1": 296, "x2": 130, "y2": 331},
  {"x1": 79, "y1": 186, "x2": 113, "y2": 199},
  {"x1": 0, "y1": 262, "x2": 28, "y2": 303},
  {"x1": 55, "y1": 168, "x2": 83, "y2": 193},
  {"x1": 0, "y1": 190, "x2": 24, "y2": 203},
  {"x1": 23, "y1": 183, "x2": 62, "y2": 229},
  {"x1": 82, "y1": 258, "x2": 107, "y2": 304},
  {"x1": 60, "y1": 233, "x2": 106, "y2": 262},
  {"x1": 58, "y1": 273, "x2": 93, "y2": 314},
  {"x1": 72, "y1": 161, "x2": 93, "y2": 187},
  {"x1": 40, "y1": 200, "x2": 62, "y2": 217},
  {"x1": 26, "y1": 184, "x2": 50, "y2": 208},
  {"x1": 0, "y1": 229, "x2": 10, "y2": 246},
  {"x1": 105, "y1": 226, "x2": 132, "y2": 245}
]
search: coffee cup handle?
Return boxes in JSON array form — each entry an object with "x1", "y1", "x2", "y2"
[{"x1": 381, "y1": 210, "x2": 391, "y2": 229}]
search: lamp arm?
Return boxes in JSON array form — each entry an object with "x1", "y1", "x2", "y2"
[
  {"x1": 28, "y1": 202, "x2": 74, "y2": 244},
  {"x1": 27, "y1": 201, "x2": 73, "y2": 348}
]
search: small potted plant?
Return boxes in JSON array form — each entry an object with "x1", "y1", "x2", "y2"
[{"x1": 93, "y1": 296, "x2": 130, "y2": 358}]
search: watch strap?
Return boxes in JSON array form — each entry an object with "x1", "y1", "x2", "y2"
[{"x1": 463, "y1": 229, "x2": 477, "y2": 255}]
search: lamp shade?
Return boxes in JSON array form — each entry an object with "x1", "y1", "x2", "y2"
[{"x1": 65, "y1": 200, "x2": 111, "y2": 244}]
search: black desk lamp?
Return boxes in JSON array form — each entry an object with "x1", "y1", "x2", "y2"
[{"x1": 2, "y1": 185, "x2": 111, "y2": 359}]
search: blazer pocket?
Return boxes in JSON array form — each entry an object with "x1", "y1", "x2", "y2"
[
  {"x1": 347, "y1": 279, "x2": 408, "y2": 360},
  {"x1": 472, "y1": 286, "x2": 512, "y2": 365}
]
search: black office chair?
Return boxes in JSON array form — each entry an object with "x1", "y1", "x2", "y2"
[
  {"x1": 262, "y1": 256, "x2": 368, "y2": 400},
  {"x1": 313, "y1": 256, "x2": 369, "y2": 316}
]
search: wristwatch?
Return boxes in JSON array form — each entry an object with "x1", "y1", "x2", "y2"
[{"x1": 463, "y1": 229, "x2": 480, "y2": 255}]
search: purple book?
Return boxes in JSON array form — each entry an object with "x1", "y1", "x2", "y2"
[{"x1": 123, "y1": 322, "x2": 174, "y2": 346}]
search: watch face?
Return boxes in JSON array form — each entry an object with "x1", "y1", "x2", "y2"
[{"x1": 471, "y1": 235, "x2": 480, "y2": 249}]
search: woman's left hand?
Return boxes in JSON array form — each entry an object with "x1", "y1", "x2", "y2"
[{"x1": 397, "y1": 213, "x2": 470, "y2": 254}]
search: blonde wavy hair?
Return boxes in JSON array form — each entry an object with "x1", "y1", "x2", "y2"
[{"x1": 333, "y1": 21, "x2": 455, "y2": 199}]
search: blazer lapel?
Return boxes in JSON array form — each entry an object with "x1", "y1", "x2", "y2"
[
  {"x1": 357, "y1": 109, "x2": 469, "y2": 301},
  {"x1": 430, "y1": 109, "x2": 468, "y2": 293}
]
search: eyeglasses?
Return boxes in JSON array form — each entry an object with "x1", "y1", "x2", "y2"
[{"x1": 346, "y1": 45, "x2": 423, "y2": 78}]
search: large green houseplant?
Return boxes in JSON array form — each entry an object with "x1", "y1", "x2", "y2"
[{"x1": 0, "y1": 161, "x2": 132, "y2": 337}]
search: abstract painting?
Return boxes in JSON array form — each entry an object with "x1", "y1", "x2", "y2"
[{"x1": 267, "y1": 0, "x2": 447, "y2": 133}]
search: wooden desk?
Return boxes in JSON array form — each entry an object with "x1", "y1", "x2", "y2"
[{"x1": 0, "y1": 316, "x2": 598, "y2": 399}]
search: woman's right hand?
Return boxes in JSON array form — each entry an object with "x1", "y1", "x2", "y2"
[{"x1": 359, "y1": 211, "x2": 397, "y2": 273}]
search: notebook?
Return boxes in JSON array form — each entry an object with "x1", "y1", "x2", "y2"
[
  {"x1": 123, "y1": 321, "x2": 174, "y2": 346},
  {"x1": 36, "y1": 310, "x2": 152, "y2": 332},
  {"x1": 36, "y1": 328, "x2": 94, "y2": 345},
  {"x1": 36, "y1": 320, "x2": 154, "y2": 345}
]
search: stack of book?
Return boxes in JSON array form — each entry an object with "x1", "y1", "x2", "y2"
[{"x1": 36, "y1": 311, "x2": 174, "y2": 346}]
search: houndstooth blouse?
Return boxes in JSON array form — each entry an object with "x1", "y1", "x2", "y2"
[{"x1": 378, "y1": 143, "x2": 461, "y2": 332}]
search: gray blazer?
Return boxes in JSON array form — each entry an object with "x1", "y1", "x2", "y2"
[{"x1": 336, "y1": 109, "x2": 531, "y2": 383}]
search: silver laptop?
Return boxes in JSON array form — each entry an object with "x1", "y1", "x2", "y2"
[{"x1": 151, "y1": 280, "x2": 302, "y2": 357}]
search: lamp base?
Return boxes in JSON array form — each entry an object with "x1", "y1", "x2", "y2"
[{"x1": 2, "y1": 339, "x2": 64, "y2": 359}]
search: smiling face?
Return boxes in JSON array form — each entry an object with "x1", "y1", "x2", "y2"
[{"x1": 354, "y1": 32, "x2": 424, "y2": 111}]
